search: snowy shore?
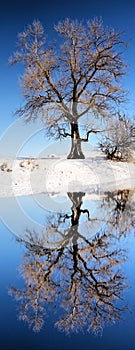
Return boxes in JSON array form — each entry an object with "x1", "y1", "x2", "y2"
[{"x1": 0, "y1": 151, "x2": 135, "y2": 198}]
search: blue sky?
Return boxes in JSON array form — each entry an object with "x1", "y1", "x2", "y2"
[{"x1": 0, "y1": 0, "x2": 135, "y2": 156}]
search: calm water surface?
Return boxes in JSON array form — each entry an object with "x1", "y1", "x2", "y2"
[{"x1": 0, "y1": 190, "x2": 135, "y2": 350}]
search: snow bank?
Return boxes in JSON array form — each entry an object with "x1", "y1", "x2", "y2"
[{"x1": 0, "y1": 151, "x2": 134, "y2": 198}]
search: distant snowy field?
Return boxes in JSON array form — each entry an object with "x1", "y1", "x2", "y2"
[{"x1": 0, "y1": 150, "x2": 135, "y2": 198}]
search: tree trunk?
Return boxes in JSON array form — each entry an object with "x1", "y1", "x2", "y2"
[{"x1": 67, "y1": 123, "x2": 85, "y2": 159}]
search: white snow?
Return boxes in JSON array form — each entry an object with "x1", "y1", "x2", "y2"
[{"x1": 0, "y1": 150, "x2": 135, "y2": 198}]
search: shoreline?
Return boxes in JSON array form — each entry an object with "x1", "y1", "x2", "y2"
[{"x1": 0, "y1": 151, "x2": 135, "y2": 198}]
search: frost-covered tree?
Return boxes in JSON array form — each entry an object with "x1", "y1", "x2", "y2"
[
  {"x1": 99, "y1": 113, "x2": 135, "y2": 161},
  {"x1": 10, "y1": 19, "x2": 126, "y2": 158}
]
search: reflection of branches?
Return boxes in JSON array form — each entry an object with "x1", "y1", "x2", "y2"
[
  {"x1": 9, "y1": 246, "x2": 65, "y2": 332},
  {"x1": 9, "y1": 192, "x2": 128, "y2": 334},
  {"x1": 56, "y1": 231, "x2": 127, "y2": 334},
  {"x1": 102, "y1": 189, "x2": 135, "y2": 236}
]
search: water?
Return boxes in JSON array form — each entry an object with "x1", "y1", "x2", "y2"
[{"x1": 0, "y1": 190, "x2": 135, "y2": 350}]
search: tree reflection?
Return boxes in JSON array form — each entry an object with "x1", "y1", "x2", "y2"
[
  {"x1": 9, "y1": 191, "x2": 131, "y2": 333},
  {"x1": 102, "y1": 189, "x2": 135, "y2": 236}
]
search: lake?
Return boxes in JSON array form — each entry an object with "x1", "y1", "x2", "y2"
[{"x1": 0, "y1": 190, "x2": 135, "y2": 350}]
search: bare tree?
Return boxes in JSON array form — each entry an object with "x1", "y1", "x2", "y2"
[
  {"x1": 9, "y1": 18, "x2": 126, "y2": 158},
  {"x1": 99, "y1": 113, "x2": 135, "y2": 161}
]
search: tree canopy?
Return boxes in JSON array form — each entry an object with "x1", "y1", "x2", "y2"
[{"x1": 10, "y1": 18, "x2": 127, "y2": 158}]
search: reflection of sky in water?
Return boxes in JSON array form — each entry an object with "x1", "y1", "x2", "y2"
[
  {"x1": 0, "y1": 191, "x2": 135, "y2": 350},
  {"x1": 0, "y1": 194, "x2": 106, "y2": 238}
]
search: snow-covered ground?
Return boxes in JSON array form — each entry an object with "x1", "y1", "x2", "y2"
[{"x1": 0, "y1": 150, "x2": 135, "y2": 198}]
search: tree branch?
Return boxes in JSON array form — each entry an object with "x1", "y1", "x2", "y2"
[
  {"x1": 80, "y1": 129, "x2": 109, "y2": 142},
  {"x1": 57, "y1": 127, "x2": 72, "y2": 138},
  {"x1": 77, "y1": 66, "x2": 97, "y2": 99}
]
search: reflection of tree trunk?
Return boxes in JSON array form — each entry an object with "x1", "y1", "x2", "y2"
[
  {"x1": 72, "y1": 239, "x2": 78, "y2": 273},
  {"x1": 67, "y1": 123, "x2": 85, "y2": 159},
  {"x1": 68, "y1": 193, "x2": 85, "y2": 274},
  {"x1": 68, "y1": 192, "x2": 85, "y2": 227}
]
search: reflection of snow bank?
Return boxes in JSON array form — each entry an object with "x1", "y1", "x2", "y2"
[{"x1": 0, "y1": 150, "x2": 135, "y2": 198}]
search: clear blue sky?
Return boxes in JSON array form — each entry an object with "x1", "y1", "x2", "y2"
[{"x1": 0, "y1": 0, "x2": 135, "y2": 157}]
